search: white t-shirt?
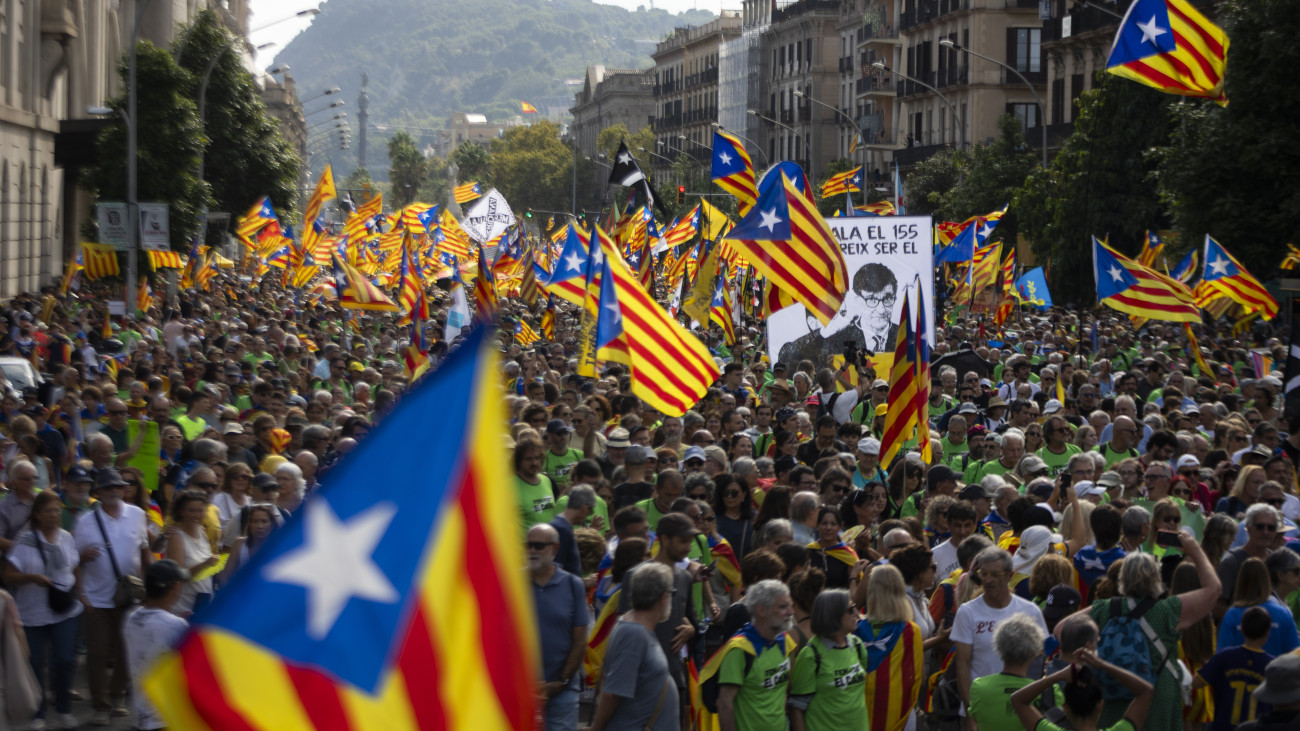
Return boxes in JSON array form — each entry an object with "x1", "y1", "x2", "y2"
[
  {"x1": 932, "y1": 539, "x2": 960, "y2": 579},
  {"x1": 74, "y1": 504, "x2": 148, "y2": 609},
  {"x1": 950, "y1": 593, "x2": 1047, "y2": 712},
  {"x1": 211, "y1": 491, "x2": 249, "y2": 530},
  {"x1": 6, "y1": 529, "x2": 83, "y2": 628},
  {"x1": 831, "y1": 388, "x2": 861, "y2": 424},
  {"x1": 124, "y1": 606, "x2": 189, "y2": 730}
]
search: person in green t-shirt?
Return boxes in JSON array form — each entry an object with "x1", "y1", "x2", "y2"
[
  {"x1": 718, "y1": 580, "x2": 796, "y2": 731},
  {"x1": 970, "y1": 612, "x2": 1059, "y2": 731},
  {"x1": 514, "y1": 441, "x2": 555, "y2": 530},
  {"x1": 940, "y1": 414, "x2": 972, "y2": 471},
  {"x1": 1009, "y1": 646, "x2": 1155, "y2": 731},
  {"x1": 542, "y1": 420, "x2": 584, "y2": 493},
  {"x1": 788, "y1": 589, "x2": 868, "y2": 731},
  {"x1": 1037, "y1": 415, "x2": 1082, "y2": 478}
]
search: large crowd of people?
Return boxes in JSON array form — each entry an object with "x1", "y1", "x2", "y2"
[{"x1": 0, "y1": 266, "x2": 1298, "y2": 731}]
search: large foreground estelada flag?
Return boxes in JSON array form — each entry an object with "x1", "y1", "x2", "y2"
[{"x1": 145, "y1": 327, "x2": 537, "y2": 730}]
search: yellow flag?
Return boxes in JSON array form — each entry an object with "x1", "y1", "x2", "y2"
[{"x1": 682, "y1": 242, "x2": 721, "y2": 326}]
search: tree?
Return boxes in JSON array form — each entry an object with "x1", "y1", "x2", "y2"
[
  {"x1": 342, "y1": 167, "x2": 377, "y2": 204},
  {"x1": 449, "y1": 142, "x2": 493, "y2": 188},
  {"x1": 942, "y1": 115, "x2": 1037, "y2": 247},
  {"x1": 597, "y1": 124, "x2": 656, "y2": 169},
  {"x1": 1015, "y1": 74, "x2": 1171, "y2": 304},
  {"x1": 387, "y1": 131, "x2": 427, "y2": 207},
  {"x1": 902, "y1": 147, "x2": 959, "y2": 219},
  {"x1": 1153, "y1": 0, "x2": 1300, "y2": 276},
  {"x1": 175, "y1": 10, "x2": 301, "y2": 224},
  {"x1": 490, "y1": 120, "x2": 574, "y2": 216},
  {"x1": 82, "y1": 42, "x2": 206, "y2": 251},
  {"x1": 417, "y1": 157, "x2": 451, "y2": 207}
]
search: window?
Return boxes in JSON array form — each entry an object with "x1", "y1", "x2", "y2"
[
  {"x1": 1006, "y1": 102, "x2": 1039, "y2": 131},
  {"x1": 1051, "y1": 78, "x2": 1064, "y2": 124},
  {"x1": 1071, "y1": 73, "x2": 1085, "y2": 104},
  {"x1": 1009, "y1": 28, "x2": 1041, "y2": 73}
]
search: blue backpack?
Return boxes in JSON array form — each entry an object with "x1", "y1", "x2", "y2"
[{"x1": 1096, "y1": 597, "x2": 1163, "y2": 699}]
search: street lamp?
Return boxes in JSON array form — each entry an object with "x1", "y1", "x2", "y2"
[
  {"x1": 792, "y1": 89, "x2": 865, "y2": 159},
  {"x1": 305, "y1": 100, "x2": 345, "y2": 117},
  {"x1": 585, "y1": 156, "x2": 612, "y2": 171},
  {"x1": 307, "y1": 112, "x2": 348, "y2": 132},
  {"x1": 711, "y1": 122, "x2": 769, "y2": 168},
  {"x1": 267, "y1": 64, "x2": 291, "y2": 75},
  {"x1": 871, "y1": 62, "x2": 965, "y2": 150},
  {"x1": 300, "y1": 87, "x2": 341, "y2": 105},
  {"x1": 747, "y1": 109, "x2": 809, "y2": 176},
  {"x1": 940, "y1": 39, "x2": 1046, "y2": 167}
]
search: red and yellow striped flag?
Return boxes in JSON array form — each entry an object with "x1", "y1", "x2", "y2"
[
  {"x1": 453, "y1": 183, "x2": 482, "y2": 204},
  {"x1": 860, "y1": 621, "x2": 925, "y2": 731},
  {"x1": 144, "y1": 329, "x2": 538, "y2": 731},
  {"x1": 303, "y1": 166, "x2": 336, "y2": 236},
  {"x1": 81, "y1": 242, "x2": 120, "y2": 280},
  {"x1": 147, "y1": 250, "x2": 184, "y2": 270},
  {"x1": 136, "y1": 280, "x2": 153, "y2": 313},
  {"x1": 880, "y1": 289, "x2": 919, "y2": 466},
  {"x1": 333, "y1": 256, "x2": 399, "y2": 312}
]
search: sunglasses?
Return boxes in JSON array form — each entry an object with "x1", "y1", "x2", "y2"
[
  {"x1": 526, "y1": 541, "x2": 556, "y2": 551},
  {"x1": 124, "y1": 480, "x2": 141, "y2": 488},
  {"x1": 191, "y1": 481, "x2": 218, "y2": 490},
  {"x1": 726, "y1": 489, "x2": 743, "y2": 498},
  {"x1": 1253, "y1": 523, "x2": 1278, "y2": 533},
  {"x1": 829, "y1": 484, "x2": 849, "y2": 494},
  {"x1": 1265, "y1": 499, "x2": 1286, "y2": 508}
]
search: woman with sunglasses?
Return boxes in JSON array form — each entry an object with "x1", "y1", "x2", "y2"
[
  {"x1": 883, "y1": 459, "x2": 923, "y2": 522},
  {"x1": 788, "y1": 589, "x2": 870, "y2": 731},
  {"x1": 212, "y1": 463, "x2": 253, "y2": 532},
  {"x1": 712, "y1": 473, "x2": 754, "y2": 558},
  {"x1": 840, "y1": 481, "x2": 887, "y2": 549}
]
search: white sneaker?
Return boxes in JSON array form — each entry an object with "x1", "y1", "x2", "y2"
[
  {"x1": 90, "y1": 710, "x2": 109, "y2": 727},
  {"x1": 56, "y1": 713, "x2": 78, "y2": 729}
]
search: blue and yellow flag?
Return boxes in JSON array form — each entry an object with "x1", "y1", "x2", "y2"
[
  {"x1": 144, "y1": 328, "x2": 537, "y2": 730},
  {"x1": 856, "y1": 620, "x2": 925, "y2": 731},
  {"x1": 1015, "y1": 266, "x2": 1053, "y2": 309},
  {"x1": 1105, "y1": 0, "x2": 1228, "y2": 105}
]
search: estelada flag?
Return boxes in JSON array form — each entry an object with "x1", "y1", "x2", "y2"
[
  {"x1": 857, "y1": 620, "x2": 925, "y2": 731},
  {"x1": 145, "y1": 328, "x2": 538, "y2": 730}
]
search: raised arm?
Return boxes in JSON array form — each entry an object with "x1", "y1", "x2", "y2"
[{"x1": 1175, "y1": 532, "x2": 1221, "y2": 631}]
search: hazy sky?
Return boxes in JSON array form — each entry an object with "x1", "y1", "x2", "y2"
[{"x1": 249, "y1": 0, "x2": 729, "y2": 70}]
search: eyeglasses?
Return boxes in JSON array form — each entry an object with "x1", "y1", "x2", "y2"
[
  {"x1": 191, "y1": 481, "x2": 218, "y2": 490},
  {"x1": 1252, "y1": 523, "x2": 1278, "y2": 533},
  {"x1": 1025, "y1": 431, "x2": 1041, "y2": 437},
  {"x1": 1144, "y1": 472, "x2": 1168, "y2": 480},
  {"x1": 829, "y1": 484, "x2": 849, "y2": 494},
  {"x1": 1160, "y1": 515, "x2": 1181, "y2": 525},
  {"x1": 124, "y1": 480, "x2": 140, "y2": 488},
  {"x1": 874, "y1": 386, "x2": 889, "y2": 392},
  {"x1": 726, "y1": 489, "x2": 743, "y2": 498},
  {"x1": 526, "y1": 541, "x2": 556, "y2": 551},
  {"x1": 108, "y1": 410, "x2": 127, "y2": 416},
  {"x1": 1265, "y1": 498, "x2": 1286, "y2": 507},
  {"x1": 861, "y1": 293, "x2": 896, "y2": 307},
  {"x1": 1171, "y1": 489, "x2": 1191, "y2": 498}
]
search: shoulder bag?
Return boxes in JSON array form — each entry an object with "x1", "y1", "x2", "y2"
[
  {"x1": 92, "y1": 508, "x2": 145, "y2": 609},
  {"x1": 35, "y1": 534, "x2": 74, "y2": 614}
]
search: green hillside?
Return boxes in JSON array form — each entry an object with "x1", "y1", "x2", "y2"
[{"x1": 277, "y1": 0, "x2": 715, "y2": 177}]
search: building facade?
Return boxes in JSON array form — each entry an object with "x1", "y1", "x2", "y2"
[
  {"x1": 570, "y1": 65, "x2": 655, "y2": 159},
  {"x1": 651, "y1": 11, "x2": 742, "y2": 168},
  {"x1": 886, "y1": 0, "x2": 1046, "y2": 168},
  {"x1": 1040, "y1": 0, "x2": 1119, "y2": 148}
]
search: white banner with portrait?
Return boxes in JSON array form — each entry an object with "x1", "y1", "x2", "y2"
[{"x1": 767, "y1": 215, "x2": 934, "y2": 369}]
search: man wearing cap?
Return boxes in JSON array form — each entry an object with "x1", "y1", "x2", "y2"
[
  {"x1": 597, "y1": 427, "x2": 631, "y2": 481},
  {"x1": 61, "y1": 465, "x2": 97, "y2": 533},
  {"x1": 852, "y1": 437, "x2": 887, "y2": 488},
  {"x1": 74, "y1": 468, "x2": 150, "y2": 724},
  {"x1": 849, "y1": 379, "x2": 892, "y2": 424},
  {"x1": 1041, "y1": 584, "x2": 1082, "y2": 632},
  {"x1": 124, "y1": 560, "x2": 191, "y2": 731},
  {"x1": 1036, "y1": 414, "x2": 1081, "y2": 478},
  {"x1": 542, "y1": 419, "x2": 584, "y2": 494}
]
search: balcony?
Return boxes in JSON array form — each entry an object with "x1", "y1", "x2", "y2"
[
  {"x1": 935, "y1": 65, "x2": 968, "y2": 88},
  {"x1": 682, "y1": 68, "x2": 720, "y2": 91},
  {"x1": 839, "y1": 57, "x2": 854, "y2": 73},
  {"x1": 772, "y1": 0, "x2": 842, "y2": 24},
  {"x1": 858, "y1": 24, "x2": 901, "y2": 47},
  {"x1": 898, "y1": 72, "x2": 938, "y2": 97},
  {"x1": 798, "y1": 106, "x2": 812, "y2": 122},
  {"x1": 652, "y1": 114, "x2": 683, "y2": 132},
  {"x1": 900, "y1": 0, "x2": 971, "y2": 31},
  {"x1": 1043, "y1": 4, "x2": 1121, "y2": 43},
  {"x1": 856, "y1": 76, "x2": 894, "y2": 95},
  {"x1": 780, "y1": 109, "x2": 794, "y2": 124},
  {"x1": 1001, "y1": 67, "x2": 1047, "y2": 86}
]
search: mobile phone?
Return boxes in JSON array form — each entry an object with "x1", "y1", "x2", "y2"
[{"x1": 1155, "y1": 531, "x2": 1182, "y2": 548}]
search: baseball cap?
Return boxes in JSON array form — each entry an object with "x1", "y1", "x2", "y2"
[
  {"x1": 286, "y1": 414, "x2": 310, "y2": 428},
  {"x1": 657, "y1": 513, "x2": 699, "y2": 538},
  {"x1": 1176, "y1": 454, "x2": 1201, "y2": 471},
  {"x1": 857, "y1": 437, "x2": 881, "y2": 455},
  {"x1": 681, "y1": 446, "x2": 707, "y2": 464},
  {"x1": 1254, "y1": 653, "x2": 1300, "y2": 706},
  {"x1": 1042, "y1": 399, "x2": 1063, "y2": 415},
  {"x1": 545, "y1": 419, "x2": 573, "y2": 435},
  {"x1": 92, "y1": 468, "x2": 129, "y2": 491},
  {"x1": 1042, "y1": 584, "x2": 1082, "y2": 621},
  {"x1": 251, "y1": 473, "x2": 278, "y2": 491},
  {"x1": 1013, "y1": 525, "x2": 1063, "y2": 573},
  {"x1": 958, "y1": 484, "x2": 989, "y2": 502},
  {"x1": 872, "y1": 379, "x2": 889, "y2": 390},
  {"x1": 222, "y1": 422, "x2": 245, "y2": 435},
  {"x1": 607, "y1": 428, "x2": 631, "y2": 449},
  {"x1": 926, "y1": 465, "x2": 959, "y2": 491},
  {"x1": 66, "y1": 466, "x2": 95, "y2": 484},
  {"x1": 1073, "y1": 481, "x2": 1107, "y2": 500},
  {"x1": 1028, "y1": 481, "x2": 1056, "y2": 501},
  {"x1": 958, "y1": 402, "x2": 978, "y2": 415},
  {"x1": 772, "y1": 362, "x2": 788, "y2": 373},
  {"x1": 145, "y1": 559, "x2": 192, "y2": 596},
  {"x1": 1019, "y1": 455, "x2": 1048, "y2": 475},
  {"x1": 1095, "y1": 471, "x2": 1123, "y2": 489}
]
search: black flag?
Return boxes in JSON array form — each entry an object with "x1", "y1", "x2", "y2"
[
  {"x1": 1284, "y1": 298, "x2": 1300, "y2": 424},
  {"x1": 607, "y1": 141, "x2": 667, "y2": 217}
]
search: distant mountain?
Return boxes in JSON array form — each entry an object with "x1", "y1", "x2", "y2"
[{"x1": 277, "y1": 0, "x2": 715, "y2": 176}]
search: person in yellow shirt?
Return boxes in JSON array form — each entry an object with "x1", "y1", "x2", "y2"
[{"x1": 174, "y1": 388, "x2": 214, "y2": 442}]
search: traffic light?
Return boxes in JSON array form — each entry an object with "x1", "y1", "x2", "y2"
[{"x1": 677, "y1": 185, "x2": 685, "y2": 204}]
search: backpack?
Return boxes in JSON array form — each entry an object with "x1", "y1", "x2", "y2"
[{"x1": 1095, "y1": 597, "x2": 1162, "y2": 699}]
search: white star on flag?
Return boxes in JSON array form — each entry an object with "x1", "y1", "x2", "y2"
[
  {"x1": 978, "y1": 223, "x2": 994, "y2": 239},
  {"x1": 758, "y1": 208, "x2": 782, "y2": 233},
  {"x1": 591, "y1": 245, "x2": 604, "y2": 269},
  {"x1": 563, "y1": 251, "x2": 584, "y2": 273},
  {"x1": 617, "y1": 152, "x2": 632, "y2": 165},
  {"x1": 717, "y1": 151, "x2": 733, "y2": 166},
  {"x1": 1137, "y1": 16, "x2": 1168, "y2": 46},
  {"x1": 604, "y1": 299, "x2": 622, "y2": 323},
  {"x1": 1107, "y1": 265, "x2": 1124, "y2": 283},
  {"x1": 1208, "y1": 256, "x2": 1230, "y2": 276},
  {"x1": 264, "y1": 500, "x2": 400, "y2": 639}
]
